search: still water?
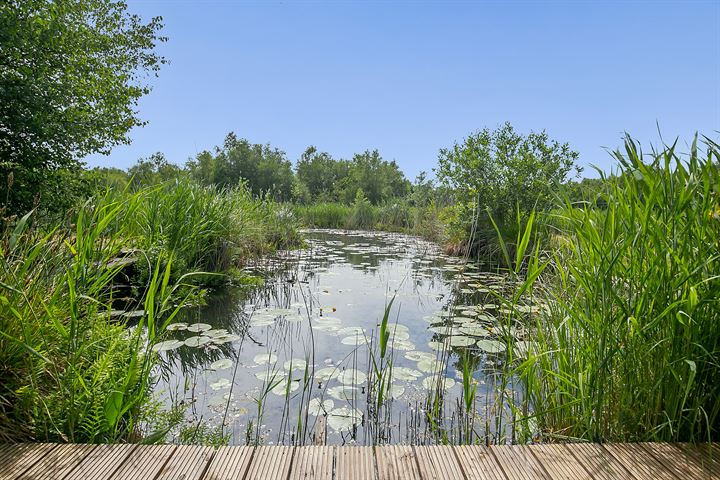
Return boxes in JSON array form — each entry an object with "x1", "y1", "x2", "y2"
[{"x1": 152, "y1": 229, "x2": 529, "y2": 445}]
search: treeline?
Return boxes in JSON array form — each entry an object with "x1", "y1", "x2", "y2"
[{"x1": 82, "y1": 132, "x2": 412, "y2": 206}]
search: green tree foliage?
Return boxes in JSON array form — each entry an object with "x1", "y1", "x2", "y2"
[
  {"x1": 295, "y1": 146, "x2": 349, "y2": 202},
  {"x1": 294, "y1": 147, "x2": 410, "y2": 205},
  {"x1": 187, "y1": 133, "x2": 294, "y2": 200},
  {"x1": 128, "y1": 152, "x2": 183, "y2": 187},
  {"x1": 436, "y1": 122, "x2": 579, "y2": 255},
  {"x1": 0, "y1": 0, "x2": 166, "y2": 216},
  {"x1": 437, "y1": 122, "x2": 580, "y2": 220}
]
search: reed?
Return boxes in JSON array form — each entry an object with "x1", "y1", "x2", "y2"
[{"x1": 517, "y1": 136, "x2": 720, "y2": 442}]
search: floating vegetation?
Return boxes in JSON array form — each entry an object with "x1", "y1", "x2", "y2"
[
  {"x1": 210, "y1": 358, "x2": 233, "y2": 370},
  {"x1": 253, "y1": 353, "x2": 278, "y2": 365},
  {"x1": 154, "y1": 229, "x2": 531, "y2": 446},
  {"x1": 186, "y1": 323, "x2": 212, "y2": 333}
]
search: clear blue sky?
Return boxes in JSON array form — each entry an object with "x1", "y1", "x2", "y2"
[{"x1": 87, "y1": 0, "x2": 720, "y2": 179}]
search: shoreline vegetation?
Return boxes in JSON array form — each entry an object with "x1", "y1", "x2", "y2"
[{"x1": 1, "y1": 0, "x2": 717, "y2": 449}]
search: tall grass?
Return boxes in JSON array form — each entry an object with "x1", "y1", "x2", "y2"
[
  {"x1": 518, "y1": 136, "x2": 720, "y2": 442},
  {"x1": 121, "y1": 179, "x2": 302, "y2": 284},
  {"x1": 0, "y1": 191, "x2": 188, "y2": 443}
]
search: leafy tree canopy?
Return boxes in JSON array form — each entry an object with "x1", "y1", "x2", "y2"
[
  {"x1": 0, "y1": 0, "x2": 165, "y2": 215},
  {"x1": 187, "y1": 133, "x2": 294, "y2": 200},
  {"x1": 436, "y1": 122, "x2": 580, "y2": 221}
]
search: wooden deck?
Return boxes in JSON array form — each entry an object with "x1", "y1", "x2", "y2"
[{"x1": 0, "y1": 442, "x2": 717, "y2": 479}]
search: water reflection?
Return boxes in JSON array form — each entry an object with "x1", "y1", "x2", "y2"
[{"x1": 152, "y1": 229, "x2": 534, "y2": 445}]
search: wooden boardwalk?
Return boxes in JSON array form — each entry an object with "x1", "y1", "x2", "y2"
[{"x1": 0, "y1": 442, "x2": 717, "y2": 479}]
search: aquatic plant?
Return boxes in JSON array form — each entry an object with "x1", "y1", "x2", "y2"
[{"x1": 519, "y1": 136, "x2": 720, "y2": 442}]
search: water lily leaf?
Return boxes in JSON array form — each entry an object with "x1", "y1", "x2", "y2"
[
  {"x1": 187, "y1": 323, "x2": 212, "y2": 333},
  {"x1": 314, "y1": 367, "x2": 339, "y2": 382},
  {"x1": 476, "y1": 339, "x2": 507, "y2": 353},
  {"x1": 151, "y1": 340, "x2": 184, "y2": 352},
  {"x1": 253, "y1": 353, "x2": 278, "y2": 365},
  {"x1": 283, "y1": 359, "x2": 308, "y2": 371},
  {"x1": 337, "y1": 369, "x2": 367, "y2": 385},
  {"x1": 210, "y1": 358, "x2": 233, "y2": 370},
  {"x1": 166, "y1": 323, "x2": 188, "y2": 331},
  {"x1": 308, "y1": 398, "x2": 334, "y2": 416},
  {"x1": 271, "y1": 380, "x2": 299, "y2": 396},
  {"x1": 422, "y1": 375, "x2": 456, "y2": 390},
  {"x1": 184, "y1": 336, "x2": 212, "y2": 347}
]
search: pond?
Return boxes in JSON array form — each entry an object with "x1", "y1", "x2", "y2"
[{"x1": 152, "y1": 229, "x2": 534, "y2": 445}]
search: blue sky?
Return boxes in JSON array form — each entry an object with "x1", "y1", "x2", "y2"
[{"x1": 87, "y1": 0, "x2": 720, "y2": 179}]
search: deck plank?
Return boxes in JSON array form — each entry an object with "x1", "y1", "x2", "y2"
[
  {"x1": 18, "y1": 443, "x2": 95, "y2": 480},
  {"x1": 289, "y1": 445, "x2": 334, "y2": 480},
  {"x1": 245, "y1": 446, "x2": 294, "y2": 480},
  {"x1": 156, "y1": 445, "x2": 215, "y2": 480},
  {"x1": 491, "y1": 445, "x2": 550, "y2": 480},
  {"x1": 413, "y1": 445, "x2": 464, "y2": 480},
  {"x1": 561, "y1": 443, "x2": 633, "y2": 480},
  {"x1": 376, "y1": 445, "x2": 421, "y2": 480},
  {"x1": 639, "y1": 442, "x2": 709, "y2": 479},
  {"x1": 453, "y1": 445, "x2": 507, "y2": 480},
  {"x1": 109, "y1": 444, "x2": 176, "y2": 480},
  {"x1": 64, "y1": 444, "x2": 138, "y2": 480},
  {"x1": 201, "y1": 446, "x2": 254, "y2": 480},
  {"x1": 527, "y1": 444, "x2": 593, "y2": 480},
  {"x1": 0, "y1": 443, "x2": 58, "y2": 480},
  {"x1": 602, "y1": 443, "x2": 677, "y2": 480},
  {"x1": 675, "y1": 443, "x2": 720, "y2": 478},
  {"x1": 336, "y1": 446, "x2": 376, "y2": 480}
]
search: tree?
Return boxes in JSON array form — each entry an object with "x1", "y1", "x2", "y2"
[
  {"x1": 0, "y1": 0, "x2": 166, "y2": 216},
  {"x1": 295, "y1": 146, "x2": 347, "y2": 202},
  {"x1": 436, "y1": 122, "x2": 580, "y2": 222},
  {"x1": 187, "y1": 133, "x2": 294, "y2": 200},
  {"x1": 128, "y1": 152, "x2": 183, "y2": 186}
]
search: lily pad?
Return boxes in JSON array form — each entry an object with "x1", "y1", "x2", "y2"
[
  {"x1": 337, "y1": 369, "x2": 367, "y2": 385},
  {"x1": 151, "y1": 340, "x2": 184, "y2": 352},
  {"x1": 476, "y1": 339, "x2": 507, "y2": 353},
  {"x1": 271, "y1": 380, "x2": 300, "y2": 396},
  {"x1": 327, "y1": 407, "x2": 362, "y2": 432},
  {"x1": 186, "y1": 323, "x2": 212, "y2": 333},
  {"x1": 283, "y1": 359, "x2": 308, "y2": 371},
  {"x1": 422, "y1": 375, "x2": 456, "y2": 390},
  {"x1": 253, "y1": 353, "x2": 278, "y2": 365},
  {"x1": 184, "y1": 336, "x2": 212, "y2": 347},
  {"x1": 314, "y1": 367, "x2": 339, "y2": 382},
  {"x1": 327, "y1": 385, "x2": 357, "y2": 401},
  {"x1": 210, "y1": 358, "x2": 233, "y2": 370},
  {"x1": 166, "y1": 323, "x2": 188, "y2": 331},
  {"x1": 308, "y1": 398, "x2": 334, "y2": 416}
]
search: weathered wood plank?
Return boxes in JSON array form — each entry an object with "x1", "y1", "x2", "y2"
[
  {"x1": 336, "y1": 446, "x2": 376, "y2": 480},
  {"x1": 18, "y1": 443, "x2": 95, "y2": 480},
  {"x1": 527, "y1": 444, "x2": 592, "y2": 480},
  {"x1": 491, "y1": 445, "x2": 550, "y2": 480},
  {"x1": 453, "y1": 445, "x2": 507, "y2": 480},
  {"x1": 602, "y1": 443, "x2": 677, "y2": 480},
  {"x1": 413, "y1": 445, "x2": 464, "y2": 480},
  {"x1": 561, "y1": 443, "x2": 633, "y2": 480},
  {"x1": 289, "y1": 445, "x2": 333, "y2": 480},
  {"x1": 245, "y1": 446, "x2": 294, "y2": 480},
  {"x1": 639, "y1": 443, "x2": 709, "y2": 479},
  {"x1": 64, "y1": 444, "x2": 138, "y2": 480},
  {"x1": 376, "y1": 445, "x2": 420, "y2": 480},
  {"x1": 109, "y1": 444, "x2": 176, "y2": 480},
  {"x1": 0, "y1": 444, "x2": 58, "y2": 480},
  {"x1": 675, "y1": 443, "x2": 720, "y2": 478},
  {"x1": 156, "y1": 445, "x2": 215, "y2": 480},
  {"x1": 201, "y1": 446, "x2": 254, "y2": 480},
  {"x1": 313, "y1": 417, "x2": 327, "y2": 446}
]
